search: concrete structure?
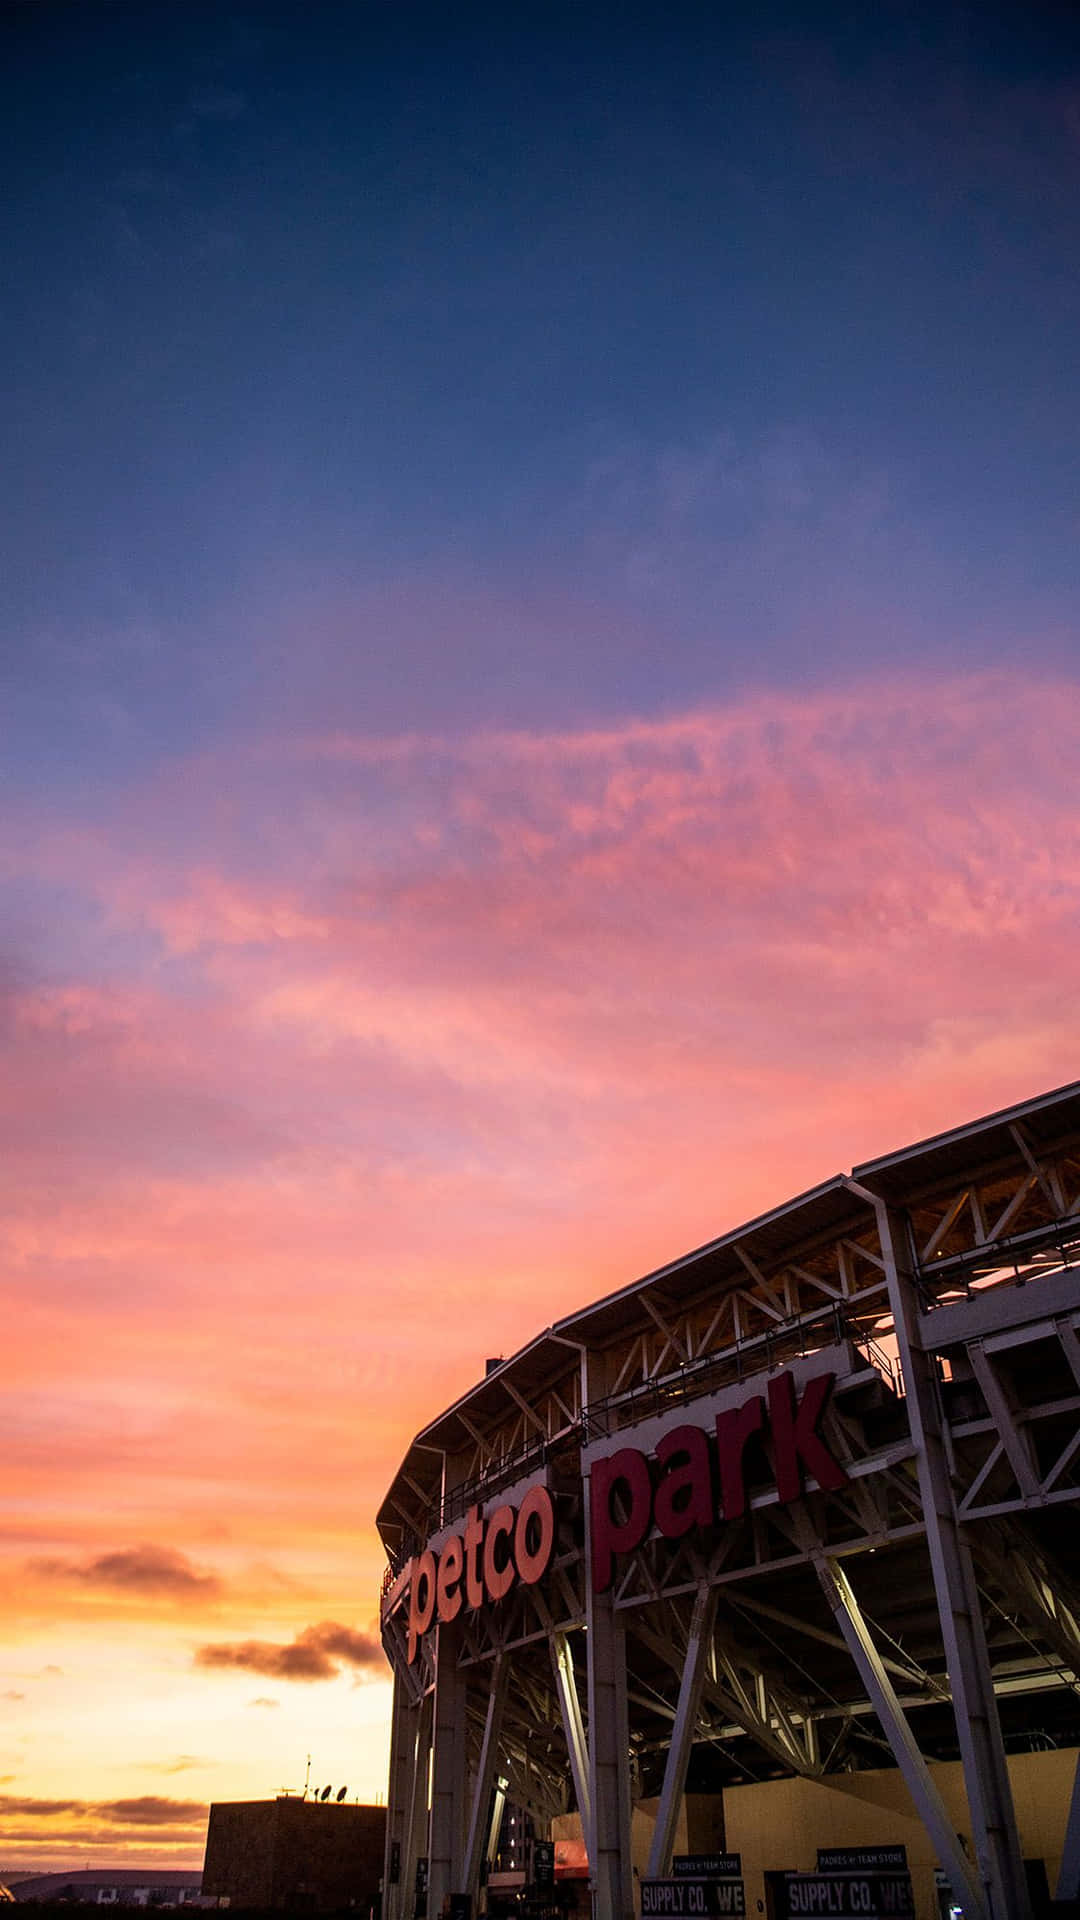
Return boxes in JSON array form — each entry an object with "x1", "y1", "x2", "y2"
[
  {"x1": 378, "y1": 1081, "x2": 1080, "y2": 1920},
  {"x1": 202, "y1": 1798, "x2": 385, "y2": 1913}
]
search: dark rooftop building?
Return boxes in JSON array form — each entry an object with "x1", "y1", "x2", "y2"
[{"x1": 202, "y1": 1798, "x2": 385, "y2": 1914}]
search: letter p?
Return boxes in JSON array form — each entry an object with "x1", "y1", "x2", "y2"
[
  {"x1": 589, "y1": 1448, "x2": 652, "y2": 1593},
  {"x1": 407, "y1": 1549, "x2": 436, "y2": 1664}
]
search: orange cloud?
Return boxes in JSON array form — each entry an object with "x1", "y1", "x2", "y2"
[
  {"x1": 195, "y1": 1621, "x2": 385, "y2": 1682},
  {"x1": 29, "y1": 1545, "x2": 222, "y2": 1602}
]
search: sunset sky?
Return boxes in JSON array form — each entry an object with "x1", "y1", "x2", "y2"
[{"x1": 3, "y1": 0, "x2": 1080, "y2": 1877}]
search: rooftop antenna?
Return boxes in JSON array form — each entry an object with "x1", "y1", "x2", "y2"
[
  {"x1": 305, "y1": 1756, "x2": 311, "y2": 1800},
  {"x1": 336, "y1": 1786, "x2": 348, "y2": 1803},
  {"x1": 320, "y1": 1784, "x2": 332, "y2": 1802}
]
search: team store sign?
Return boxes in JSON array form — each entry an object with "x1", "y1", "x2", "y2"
[{"x1": 406, "y1": 1368, "x2": 848, "y2": 1660}]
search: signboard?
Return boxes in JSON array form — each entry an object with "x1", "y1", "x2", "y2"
[
  {"x1": 405, "y1": 1366, "x2": 853, "y2": 1655},
  {"x1": 449, "y1": 1897, "x2": 472, "y2": 1920},
  {"x1": 817, "y1": 1848, "x2": 908, "y2": 1874},
  {"x1": 772, "y1": 1871, "x2": 914, "y2": 1918},
  {"x1": 641, "y1": 1881, "x2": 745, "y2": 1917},
  {"x1": 533, "y1": 1842, "x2": 555, "y2": 1890},
  {"x1": 673, "y1": 1856, "x2": 742, "y2": 1880},
  {"x1": 413, "y1": 1856, "x2": 428, "y2": 1919},
  {"x1": 407, "y1": 1485, "x2": 556, "y2": 1661}
]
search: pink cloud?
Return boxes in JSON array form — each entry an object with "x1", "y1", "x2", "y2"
[{"x1": 1, "y1": 668, "x2": 1078, "y2": 1659}]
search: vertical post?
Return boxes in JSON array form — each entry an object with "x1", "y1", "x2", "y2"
[
  {"x1": 849, "y1": 1184, "x2": 1033, "y2": 1920},
  {"x1": 584, "y1": 1538, "x2": 634, "y2": 1920},
  {"x1": 646, "y1": 1585, "x2": 717, "y2": 1879},
  {"x1": 428, "y1": 1623, "x2": 467, "y2": 1918},
  {"x1": 384, "y1": 1666, "x2": 421, "y2": 1920},
  {"x1": 403, "y1": 1690, "x2": 434, "y2": 1920},
  {"x1": 1056, "y1": 1751, "x2": 1080, "y2": 1901}
]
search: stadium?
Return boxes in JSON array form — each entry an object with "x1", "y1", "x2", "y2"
[{"x1": 378, "y1": 1081, "x2": 1080, "y2": 1920}]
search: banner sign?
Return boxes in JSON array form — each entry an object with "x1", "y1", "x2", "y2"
[
  {"x1": 641, "y1": 1881, "x2": 745, "y2": 1917},
  {"x1": 672, "y1": 1856, "x2": 741, "y2": 1880},
  {"x1": 407, "y1": 1485, "x2": 556, "y2": 1661},
  {"x1": 413, "y1": 1856, "x2": 428, "y2": 1920},
  {"x1": 588, "y1": 1370, "x2": 847, "y2": 1592},
  {"x1": 773, "y1": 1871, "x2": 914, "y2": 1917},
  {"x1": 404, "y1": 1366, "x2": 851, "y2": 1652},
  {"x1": 817, "y1": 1849, "x2": 908, "y2": 1874},
  {"x1": 533, "y1": 1842, "x2": 555, "y2": 1889}
]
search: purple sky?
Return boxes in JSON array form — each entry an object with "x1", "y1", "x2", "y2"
[{"x1": 2, "y1": 0, "x2": 1079, "y2": 1871}]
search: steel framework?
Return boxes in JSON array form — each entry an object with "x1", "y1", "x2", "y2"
[{"x1": 378, "y1": 1081, "x2": 1080, "y2": 1920}]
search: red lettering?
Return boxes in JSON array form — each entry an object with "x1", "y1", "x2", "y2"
[
  {"x1": 513, "y1": 1484, "x2": 555, "y2": 1585},
  {"x1": 654, "y1": 1423, "x2": 713, "y2": 1539},
  {"x1": 482, "y1": 1504, "x2": 516, "y2": 1601},
  {"x1": 590, "y1": 1447, "x2": 652, "y2": 1593},
  {"x1": 714, "y1": 1395, "x2": 765, "y2": 1520},
  {"x1": 407, "y1": 1549, "x2": 436, "y2": 1664},
  {"x1": 463, "y1": 1504, "x2": 484, "y2": 1610},
  {"x1": 436, "y1": 1532, "x2": 463, "y2": 1623},
  {"x1": 768, "y1": 1370, "x2": 848, "y2": 1503}
]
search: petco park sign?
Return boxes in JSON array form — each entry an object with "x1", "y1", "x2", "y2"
[{"x1": 406, "y1": 1367, "x2": 848, "y2": 1660}]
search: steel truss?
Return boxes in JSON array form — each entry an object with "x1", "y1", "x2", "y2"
[{"x1": 380, "y1": 1082, "x2": 1080, "y2": 1920}]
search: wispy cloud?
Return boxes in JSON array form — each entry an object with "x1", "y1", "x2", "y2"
[
  {"x1": 30, "y1": 1546, "x2": 222, "y2": 1601},
  {"x1": 0, "y1": 1795, "x2": 205, "y2": 1827}
]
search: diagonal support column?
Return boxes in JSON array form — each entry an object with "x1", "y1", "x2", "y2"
[
  {"x1": 486, "y1": 1772, "x2": 509, "y2": 1879},
  {"x1": 551, "y1": 1631, "x2": 592, "y2": 1848},
  {"x1": 815, "y1": 1555, "x2": 988, "y2": 1920},
  {"x1": 848, "y1": 1183, "x2": 1032, "y2": 1920},
  {"x1": 463, "y1": 1654, "x2": 509, "y2": 1904},
  {"x1": 646, "y1": 1584, "x2": 717, "y2": 1879}
]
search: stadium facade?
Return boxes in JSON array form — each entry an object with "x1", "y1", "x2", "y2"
[{"x1": 378, "y1": 1081, "x2": 1080, "y2": 1920}]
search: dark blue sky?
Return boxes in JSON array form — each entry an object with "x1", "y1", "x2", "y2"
[{"x1": 3, "y1": 1, "x2": 1079, "y2": 790}]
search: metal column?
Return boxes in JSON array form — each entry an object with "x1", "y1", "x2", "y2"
[
  {"x1": 402, "y1": 1690, "x2": 434, "y2": 1920},
  {"x1": 584, "y1": 1548, "x2": 634, "y2": 1920},
  {"x1": 384, "y1": 1666, "x2": 421, "y2": 1920},
  {"x1": 850, "y1": 1183, "x2": 1033, "y2": 1920},
  {"x1": 428, "y1": 1623, "x2": 467, "y2": 1918}
]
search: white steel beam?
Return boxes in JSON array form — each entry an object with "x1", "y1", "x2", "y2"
[
  {"x1": 967, "y1": 1342, "x2": 1040, "y2": 1497},
  {"x1": 401, "y1": 1690, "x2": 433, "y2": 1920},
  {"x1": 848, "y1": 1182, "x2": 1033, "y2": 1920},
  {"x1": 586, "y1": 1586, "x2": 635, "y2": 1920},
  {"x1": 428, "y1": 1624, "x2": 467, "y2": 1917},
  {"x1": 463, "y1": 1653, "x2": 509, "y2": 1904},
  {"x1": 550, "y1": 1631, "x2": 592, "y2": 1848},
  {"x1": 646, "y1": 1584, "x2": 717, "y2": 1879},
  {"x1": 815, "y1": 1556, "x2": 988, "y2": 1920},
  {"x1": 383, "y1": 1667, "x2": 419, "y2": 1920}
]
